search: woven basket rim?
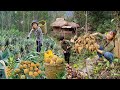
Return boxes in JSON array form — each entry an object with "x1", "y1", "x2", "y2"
[{"x1": 44, "y1": 63, "x2": 65, "y2": 67}]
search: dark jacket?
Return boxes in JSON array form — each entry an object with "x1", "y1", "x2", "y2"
[{"x1": 61, "y1": 40, "x2": 72, "y2": 53}]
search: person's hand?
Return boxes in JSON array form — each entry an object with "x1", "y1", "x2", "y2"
[
  {"x1": 63, "y1": 50, "x2": 66, "y2": 53},
  {"x1": 27, "y1": 37, "x2": 29, "y2": 39},
  {"x1": 70, "y1": 38, "x2": 74, "y2": 43},
  {"x1": 95, "y1": 46, "x2": 100, "y2": 52},
  {"x1": 94, "y1": 43, "x2": 100, "y2": 50},
  {"x1": 95, "y1": 48, "x2": 99, "y2": 52},
  {"x1": 41, "y1": 43, "x2": 43, "y2": 46},
  {"x1": 67, "y1": 46, "x2": 70, "y2": 49},
  {"x1": 110, "y1": 63, "x2": 114, "y2": 68},
  {"x1": 92, "y1": 32, "x2": 99, "y2": 36}
]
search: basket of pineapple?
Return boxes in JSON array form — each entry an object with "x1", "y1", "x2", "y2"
[
  {"x1": 44, "y1": 50, "x2": 65, "y2": 79},
  {"x1": 11, "y1": 60, "x2": 45, "y2": 79}
]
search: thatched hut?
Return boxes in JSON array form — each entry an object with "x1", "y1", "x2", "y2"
[{"x1": 51, "y1": 18, "x2": 80, "y2": 39}]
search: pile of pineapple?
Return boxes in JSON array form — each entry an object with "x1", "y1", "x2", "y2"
[
  {"x1": 44, "y1": 50, "x2": 65, "y2": 65},
  {"x1": 6, "y1": 66, "x2": 13, "y2": 77},
  {"x1": 74, "y1": 33, "x2": 99, "y2": 54},
  {"x1": 13, "y1": 60, "x2": 42, "y2": 79}
]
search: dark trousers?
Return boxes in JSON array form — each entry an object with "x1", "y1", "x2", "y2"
[
  {"x1": 64, "y1": 52, "x2": 70, "y2": 64},
  {"x1": 97, "y1": 46, "x2": 114, "y2": 64},
  {"x1": 36, "y1": 41, "x2": 42, "y2": 52}
]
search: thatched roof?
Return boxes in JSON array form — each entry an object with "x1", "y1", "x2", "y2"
[
  {"x1": 51, "y1": 18, "x2": 80, "y2": 28},
  {"x1": 67, "y1": 22, "x2": 80, "y2": 28},
  {"x1": 50, "y1": 18, "x2": 68, "y2": 27}
]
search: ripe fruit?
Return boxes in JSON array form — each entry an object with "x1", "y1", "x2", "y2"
[
  {"x1": 29, "y1": 71, "x2": 33, "y2": 76},
  {"x1": 50, "y1": 60, "x2": 55, "y2": 65},
  {"x1": 45, "y1": 58, "x2": 51, "y2": 63},
  {"x1": 52, "y1": 57, "x2": 57, "y2": 62},
  {"x1": 19, "y1": 65, "x2": 23, "y2": 69},
  {"x1": 20, "y1": 75, "x2": 26, "y2": 79},
  {"x1": 52, "y1": 55, "x2": 58, "y2": 62},
  {"x1": 36, "y1": 63, "x2": 40, "y2": 67},
  {"x1": 15, "y1": 68, "x2": 20, "y2": 73},
  {"x1": 24, "y1": 69, "x2": 29, "y2": 74},
  {"x1": 23, "y1": 64, "x2": 27, "y2": 69},
  {"x1": 78, "y1": 47, "x2": 83, "y2": 54},
  {"x1": 56, "y1": 58, "x2": 63, "y2": 64},
  {"x1": 33, "y1": 72, "x2": 39, "y2": 77},
  {"x1": 34, "y1": 68, "x2": 39, "y2": 71},
  {"x1": 21, "y1": 61, "x2": 24, "y2": 65},
  {"x1": 37, "y1": 70, "x2": 41, "y2": 74},
  {"x1": 28, "y1": 64, "x2": 31, "y2": 68},
  {"x1": 6, "y1": 67, "x2": 12, "y2": 77},
  {"x1": 53, "y1": 55, "x2": 58, "y2": 59},
  {"x1": 25, "y1": 61, "x2": 29, "y2": 64},
  {"x1": 31, "y1": 63, "x2": 35, "y2": 67},
  {"x1": 24, "y1": 61, "x2": 27, "y2": 64},
  {"x1": 30, "y1": 67, "x2": 33, "y2": 71}
]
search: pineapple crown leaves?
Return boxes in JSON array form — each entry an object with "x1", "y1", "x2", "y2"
[{"x1": 8, "y1": 57, "x2": 14, "y2": 62}]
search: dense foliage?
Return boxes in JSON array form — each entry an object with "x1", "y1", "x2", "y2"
[{"x1": 0, "y1": 11, "x2": 120, "y2": 79}]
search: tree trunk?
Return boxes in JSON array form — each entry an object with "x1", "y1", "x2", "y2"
[
  {"x1": 28, "y1": 11, "x2": 30, "y2": 32},
  {"x1": 33, "y1": 11, "x2": 35, "y2": 20},
  {"x1": 8, "y1": 11, "x2": 12, "y2": 30},
  {"x1": 1, "y1": 11, "x2": 4, "y2": 31},
  {"x1": 22, "y1": 11, "x2": 25, "y2": 32}
]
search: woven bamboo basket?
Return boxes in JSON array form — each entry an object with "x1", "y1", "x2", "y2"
[
  {"x1": 39, "y1": 20, "x2": 47, "y2": 34},
  {"x1": 44, "y1": 63, "x2": 65, "y2": 79}
]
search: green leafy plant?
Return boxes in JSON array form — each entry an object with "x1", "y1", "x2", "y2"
[{"x1": 56, "y1": 71, "x2": 66, "y2": 79}]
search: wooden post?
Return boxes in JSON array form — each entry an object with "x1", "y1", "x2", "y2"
[
  {"x1": 114, "y1": 11, "x2": 120, "y2": 58},
  {"x1": 75, "y1": 27, "x2": 77, "y2": 36}
]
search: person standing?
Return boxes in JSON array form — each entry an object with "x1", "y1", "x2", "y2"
[
  {"x1": 59, "y1": 36, "x2": 72, "y2": 64},
  {"x1": 27, "y1": 20, "x2": 43, "y2": 53}
]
